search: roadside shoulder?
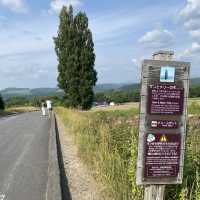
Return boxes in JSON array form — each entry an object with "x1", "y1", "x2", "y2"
[{"x1": 56, "y1": 115, "x2": 106, "y2": 200}]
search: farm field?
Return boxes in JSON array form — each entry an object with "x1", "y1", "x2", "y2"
[{"x1": 55, "y1": 100, "x2": 200, "y2": 200}]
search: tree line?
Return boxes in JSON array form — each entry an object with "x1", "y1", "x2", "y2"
[{"x1": 1, "y1": 85, "x2": 200, "y2": 109}]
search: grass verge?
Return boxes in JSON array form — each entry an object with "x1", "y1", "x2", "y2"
[{"x1": 55, "y1": 101, "x2": 200, "y2": 200}]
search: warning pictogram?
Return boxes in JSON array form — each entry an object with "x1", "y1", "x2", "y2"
[{"x1": 160, "y1": 135, "x2": 167, "y2": 142}]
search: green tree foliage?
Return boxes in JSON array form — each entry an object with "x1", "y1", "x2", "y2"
[
  {"x1": 190, "y1": 86, "x2": 200, "y2": 98},
  {"x1": 95, "y1": 89, "x2": 140, "y2": 104},
  {"x1": 54, "y1": 6, "x2": 97, "y2": 110},
  {"x1": 0, "y1": 94, "x2": 5, "y2": 110},
  {"x1": 31, "y1": 97, "x2": 41, "y2": 107},
  {"x1": 6, "y1": 96, "x2": 30, "y2": 107},
  {"x1": 4, "y1": 95, "x2": 63, "y2": 108}
]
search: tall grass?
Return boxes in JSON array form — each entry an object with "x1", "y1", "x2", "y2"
[
  {"x1": 165, "y1": 115, "x2": 200, "y2": 199},
  {"x1": 55, "y1": 102, "x2": 200, "y2": 200},
  {"x1": 56, "y1": 107, "x2": 143, "y2": 199},
  {"x1": 188, "y1": 101, "x2": 200, "y2": 115}
]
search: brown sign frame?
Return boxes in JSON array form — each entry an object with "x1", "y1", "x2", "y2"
[{"x1": 136, "y1": 59, "x2": 190, "y2": 185}]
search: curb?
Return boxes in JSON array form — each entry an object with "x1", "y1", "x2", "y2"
[
  {"x1": 46, "y1": 113, "x2": 62, "y2": 200},
  {"x1": 55, "y1": 115, "x2": 72, "y2": 200}
]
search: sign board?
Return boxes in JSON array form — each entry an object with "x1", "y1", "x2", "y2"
[
  {"x1": 150, "y1": 120, "x2": 178, "y2": 129},
  {"x1": 145, "y1": 133, "x2": 181, "y2": 178},
  {"x1": 148, "y1": 84, "x2": 184, "y2": 115},
  {"x1": 136, "y1": 59, "x2": 190, "y2": 185}
]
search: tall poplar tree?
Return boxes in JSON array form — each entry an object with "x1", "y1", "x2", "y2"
[
  {"x1": 54, "y1": 6, "x2": 97, "y2": 110},
  {"x1": 74, "y1": 12, "x2": 97, "y2": 109}
]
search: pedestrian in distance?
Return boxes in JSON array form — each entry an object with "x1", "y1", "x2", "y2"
[
  {"x1": 46, "y1": 100, "x2": 52, "y2": 119},
  {"x1": 41, "y1": 102, "x2": 46, "y2": 116}
]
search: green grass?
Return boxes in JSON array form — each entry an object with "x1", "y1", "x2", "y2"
[
  {"x1": 188, "y1": 101, "x2": 200, "y2": 115},
  {"x1": 55, "y1": 101, "x2": 200, "y2": 200},
  {"x1": 56, "y1": 107, "x2": 141, "y2": 199}
]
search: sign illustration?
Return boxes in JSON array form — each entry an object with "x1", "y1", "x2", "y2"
[{"x1": 160, "y1": 66, "x2": 175, "y2": 82}]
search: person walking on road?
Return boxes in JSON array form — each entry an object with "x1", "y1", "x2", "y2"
[
  {"x1": 46, "y1": 100, "x2": 52, "y2": 119},
  {"x1": 41, "y1": 102, "x2": 46, "y2": 116}
]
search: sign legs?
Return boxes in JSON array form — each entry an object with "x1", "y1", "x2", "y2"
[{"x1": 144, "y1": 185, "x2": 165, "y2": 200}]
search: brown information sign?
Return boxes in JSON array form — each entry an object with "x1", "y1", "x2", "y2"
[
  {"x1": 151, "y1": 120, "x2": 178, "y2": 129},
  {"x1": 145, "y1": 133, "x2": 181, "y2": 178},
  {"x1": 148, "y1": 85, "x2": 184, "y2": 115}
]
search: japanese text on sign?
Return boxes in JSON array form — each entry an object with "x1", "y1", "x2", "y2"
[
  {"x1": 148, "y1": 85, "x2": 184, "y2": 115},
  {"x1": 145, "y1": 133, "x2": 181, "y2": 178}
]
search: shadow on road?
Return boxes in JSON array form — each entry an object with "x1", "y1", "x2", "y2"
[{"x1": 55, "y1": 117, "x2": 72, "y2": 200}]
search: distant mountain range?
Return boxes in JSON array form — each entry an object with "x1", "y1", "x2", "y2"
[
  {"x1": 0, "y1": 88, "x2": 63, "y2": 99},
  {"x1": 1, "y1": 77, "x2": 200, "y2": 99}
]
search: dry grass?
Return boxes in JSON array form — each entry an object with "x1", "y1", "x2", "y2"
[
  {"x1": 6, "y1": 106, "x2": 39, "y2": 113},
  {"x1": 91, "y1": 102, "x2": 139, "y2": 112},
  {"x1": 55, "y1": 106, "x2": 141, "y2": 200}
]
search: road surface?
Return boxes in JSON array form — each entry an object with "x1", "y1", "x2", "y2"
[{"x1": 0, "y1": 112, "x2": 50, "y2": 200}]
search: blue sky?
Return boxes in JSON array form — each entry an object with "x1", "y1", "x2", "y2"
[{"x1": 0, "y1": 0, "x2": 199, "y2": 89}]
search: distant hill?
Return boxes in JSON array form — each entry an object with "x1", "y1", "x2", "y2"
[
  {"x1": 30, "y1": 88, "x2": 63, "y2": 96},
  {"x1": 1, "y1": 77, "x2": 200, "y2": 99},
  {"x1": 115, "y1": 77, "x2": 200, "y2": 92},
  {"x1": 117, "y1": 83, "x2": 140, "y2": 91},
  {"x1": 94, "y1": 83, "x2": 127, "y2": 92},
  {"x1": 0, "y1": 88, "x2": 63, "y2": 99},
  {"x1": 190, "y1": 78, "x2": 200, "y2": 85},
  {"x1": 0, "y1": 84, "x2": 132, "y2": 99}
]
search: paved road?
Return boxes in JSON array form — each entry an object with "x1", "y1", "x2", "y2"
[{"x1": 0, "y1": 112, "x2": 50, "y2": 200}]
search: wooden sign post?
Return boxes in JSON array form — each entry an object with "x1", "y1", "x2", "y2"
[{"x1": 136, "y1": 51, "x2": 190, "y2": 200}]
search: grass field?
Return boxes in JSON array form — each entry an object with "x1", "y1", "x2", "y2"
[
  {"x1": 6, "y1": 106, "x2": 39, "y2": 113},
  {"x1": 55, "y1": 100, "x2": 200, "y2": 200}
]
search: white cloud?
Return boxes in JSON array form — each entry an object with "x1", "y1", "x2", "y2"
[
  {"x1": 0, "y1": 17, "x2": 58, "y2": 88},
  {"x1": 90, "y1": 6, "x2": 174, "y2": 46},
  {"x1": 179, "y1": 0, "x2": 200, "y2": 31},
  {"x1": 178, "y1": 1, "x2": 200, "y2": 58},
  {"x1": 180, "y1": 0, "x2": 200, "y2": 20},
  {"x1": 138, "y1": 28, "x2": 174, "y2": 48},
  {"x1": 0, "y1": 0, "x2": 28, "y2": 13},
  {"x1": 49, "y1": 0, "x2": 81, "y2": 14},
  {"x1": 131, "y1": 58, "x2": 138, "y2": 65},
  {"x1": 190, "y1": 29, "x2": 200, "y2": 39},
  {"x1": 186, "y1": 42, "x2": 200, "y2": 54},
  {"x1": 184, "y1": 19, "x2": 200, "y2": 30},
  {"x1": 178, "y1": 42, "x2": 200, "y2": 60},
  {"x1": 0, "y1": 64, "x2": 46, "y2": 80},
  {"x1": 0, "y1": 50, "x2": 57, "y2": 88}
]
